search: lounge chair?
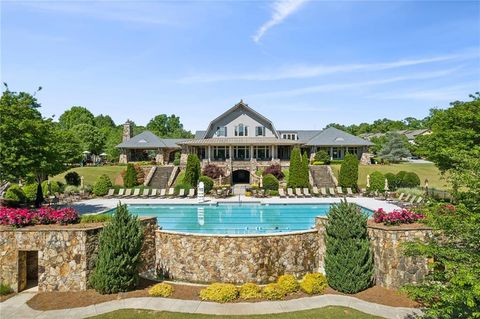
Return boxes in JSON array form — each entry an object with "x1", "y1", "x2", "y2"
[
  {"x1": 105, "y1": 188, "x2": 115, "y2": 198},
  {"x1": 397, "y1": 193, "x2": 405, "y2": 201},
  {"x1": 346, "y1": 188, "x2": 354, "y2": 196},
  {"x1": 131, "y1": 188, "x2": 141, "y2": 197},
  {"x1": 178, "y1": 189, "x2": 186, "y2": 197},
  {"x1": 287, "y1": 188, "x2": 295, "y2": 197},
  {"x1": 141, "y1": 189, "x2": 150, "y2": 197},
  {"x1": 320, "y1": 187, "x2": 327, "y2": 196},
  {"x1": 303, "y1": 188, "x2": 312, "y2": 197},
  {"x1": 149, "y1": 189, "x2": 158, "y2": 197},
  {"x1": 328, "y1": 187, "x2": 336, "y2": 196},
  {"x1": 404, "y1": 194, "x2": 411, "y2": 202},
  {"x1": 336, "y1": 187, "x2": 343, "y2": 195},
  {"x1": 188, "y1": 188, "x2": 195, "y2": 198},
  {"x1": 416, "y1": 196, "x2": 423, "y2": 204},
  {"x1": 123, "y1": 188, "x2": 132, "y2": 197},
  {"x1": 168, "y1": 188, "x2": 174, "y2": 197},
  {"x1": 312, "y1": 186, "x2": 319, "y2": 196},
  {"x1": 295, "y1": 188, "x2": 304, "y2": 197},
  {"x1": 117, "y1": 188, "x2": 125, "y2": 197},
  {"x1": 278, "y1": 188, "x2": 286, "y2": 198},
  {"x1": 409, "y1": 195, "x2": 417, "y2": 204},
  {"x1": 159, "y1": 189, "x2": 166, "y2": 198}
]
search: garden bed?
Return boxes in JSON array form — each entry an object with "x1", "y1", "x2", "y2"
[{"x1": 26, "y1": 278, "x2": 418, "y2": 310}]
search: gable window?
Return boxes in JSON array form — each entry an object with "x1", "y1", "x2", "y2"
[
  {"x1": 216, "y1": 126, "x2": 227, "y2": 137},
  {"x1": 235, "y1": 124, "x2": 248, "y2": 136},
  {"x1": 256, "y1": 126, "x2": 265, "y2": 136},
  {"x1": 281, "y1": 133, "x2": 297, "y2": 140}
]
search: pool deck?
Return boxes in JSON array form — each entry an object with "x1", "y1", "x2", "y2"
[{"x1": 70, "y1": 196, "x2": 401, "y2": 215}]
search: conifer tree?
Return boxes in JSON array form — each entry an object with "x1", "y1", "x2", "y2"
[
  {"x1": 287, "y1": 147, "x2": 302, "y2": 188},
  {"x1": 324, "y1": 200, "x2": 373, "y2": 293},
  {"x1": 301, "y1": 151, "x2": 310, "y2": 188},
  {"x1": 338, "y1": 153, "x2": 359, "y2": 190},
  {"x1": 183, "y1": 154, "x2": 200, "y2": 187},
  {"x1": 123, "y1": 163, "x2": 137, "y2": 188},
  {"x1": 90, "y1": 203, "x2": 144, "y2": 294}
]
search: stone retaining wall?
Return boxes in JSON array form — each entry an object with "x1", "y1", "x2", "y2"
[
  {"x1": 155, "y1": 230, "x2": 319, "y2": 284},
  {"x1": 0, "y1": 217, "x2": 156, "y2": 292}
]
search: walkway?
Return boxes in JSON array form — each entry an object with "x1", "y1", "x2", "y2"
[
  {"x1": 69, "y1": 196, "x2": 400, "y2": 215},
  {"x1": 0, "y1": 290, "x2": 422, "y2": 319}
]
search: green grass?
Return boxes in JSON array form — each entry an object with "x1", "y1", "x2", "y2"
[
  {"x1": 331, "y1": 163, "x2": 448, "y2": 190},
  {"x1": 87, "y1": 307, "x2": 382, "y2": 319},
  {"x1": 51, "y1": 166, "x2": 125, "y2": 186},
  {"x1": 0, "y1": 283, "x2": 13, "y2": 295}
]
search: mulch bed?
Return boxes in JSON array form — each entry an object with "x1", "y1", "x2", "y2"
[
  {"x1": 27, "y1": 278, "x2": 418, "y2": 311},
  {"x1": 0, "y1": 293, "x2": 16, "y2": 302}
]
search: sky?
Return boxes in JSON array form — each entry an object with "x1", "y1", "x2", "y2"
[{"x1": 1, "y1": 0, "x2": 479, "y2": 131}]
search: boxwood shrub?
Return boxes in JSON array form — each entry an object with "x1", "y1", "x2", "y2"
[
  {"x1": 148, "y1": 283, "x2": 174, "y2": 297},
  {"x1": 262, "y1": 283, "x2": 286, "y2": 300},
  {"x1": 277, "y1": 274, "x2": 299, "y2": 293},
  {"x1": 4, "y1": 184, "x2": 26, "y2": 205},
  {"x1": 199, "y1": 283, "x2": 238, "y2": 303},
  {"x1": 93, "y1": 174, "x2": 113, "y2": 196},
  {"x1": 22, "y1": 183, "x2": 38, "y2": 202},
  {"x1": 174, "y1": 182, "x2": 192, "y2": 195},
  {"x1": 41, "y1": 181, "x2": 62, "y2": 196},
  {"x1": 368, "y1": 171, "x2": 385, "y2": 192},
  {"x1": 300, "y1": 273, "x2": 328, "y2": 294},
  {"x1": 199, "y1": 176, "x2": 214, "y2": 194},
  {"x1": 239, "y1": 283, "x2": 262, "y2": 300},
  {"x1": 263, "y1": 174, "x2": 279, "y2": 191}
]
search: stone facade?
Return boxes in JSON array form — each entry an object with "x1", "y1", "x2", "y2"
[
  {"x1": 155, "y1": 230, "x2": 319, "y2": 284},
  {"x1": 0, "y1": 217, "x2": 156, "y2": 293}
]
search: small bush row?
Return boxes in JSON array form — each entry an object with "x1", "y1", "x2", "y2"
[
  {"x1": 198, "y1": 273, "x2": 327, "y2": 303},
  {"x1": 369, "y1": 171, "x2": 421, "y2": 192},
  {"x1": 373, "y1": 208, "x2": 425, "y2": 225},
  {"x1": 80, "y1": 214, "x2": 112, "y2": 224},
  {"x1": 148, "y1": 283, "x2": 174, "y2": 297},
  {"x1": 0, "y1": 207, "x2": 79, "y2": 227}
]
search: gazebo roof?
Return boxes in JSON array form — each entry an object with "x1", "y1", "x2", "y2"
[{"x1": 116, "y1": 131, "x2": 186, "y2": 149}]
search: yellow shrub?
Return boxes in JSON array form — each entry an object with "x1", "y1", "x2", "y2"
[
  {"x1": 262, "y1": 283, "x2": 286, "y2": 300},
  {"x1": 300, "y1": 273, "x2": 328, "y2": 294},
  {"x1": 148, "y1": 283, "x2": 174, "y2": 297},
  {"x1": 245, "y1": 191, "x2": 252, "y2": 197},
  {"x1": 239, "y1": 283, "x2": 262, "y2": 300},
  {"x1": 199, "y1": 283, "x2": 238, "y2": 303},
  {"x1": 277, "y1": 274, "x2": 299, "y2": 293}
]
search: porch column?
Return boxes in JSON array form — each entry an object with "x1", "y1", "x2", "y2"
[
  {"x1": 330, "y1": 146, "x2": 333, "y2": 160},
  {"x1": 250, "y1": 145, "x2": 254, "y2": 161},
  {"x1": 229, "y1": 145, "x2": 233, "y2": 159},
  {"x1": 271, "y1": 145, "x2": 275, "y2": 160},
  {"x1": 208, "y1": 145, "x2": 211, "y2": 161}
]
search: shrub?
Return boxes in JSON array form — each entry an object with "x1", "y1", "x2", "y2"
[
  {"x1": 173, "y1": 152, "x2": 181, "y2": 166},
  {"x1": 148, "y1": 283, "x2": 174, "y2": 297},
  {"x1": 65, "y1": 171, "x2": 81, "y2": 186},
  {"x1": 262, "y1": 283, "x2": 286, "y2": 300},
  {"x1": 89, "y1": 204, "x2": 144, "y2": 294},
  {"x1": 368, "y1": 171, "x2": 385, "y2": 192},
  {"x1": 80, "y1": 214, "x2": 112, "y2": 223},
  {"x1": 199, "y1": 283, "x2": 238, "y2": 303},
  {"x1": 277, "y1": 274, "x2": 299, "y2": 293},
  {"x1": 338, "y1": 153, "x2": 359, "y2": 190},
  {"x1": 123, "y1": 163, "x2": 137, "y2": 188},
  {"x1": 263, "y1": 164, "x2": 285, "y2": 180},
  {"x1": 22, "y1": 183, "x2": 38, "y2": 202},
  {"x1": 0, "y1": 283, "x2": 13, "y2": 295},
  {"x1": 373, "y1": 208, "x2": 425, "y2": 226},
  {"x1": 384, "y1": 173, "x2": 399, "y2": 191},
  {"x1": 300, "y1": 273, "x2": 328, "y2": 294},
  {"x1": 314, "y1": 150, "x2": 330, "y2": 164},
  {"x1": 93, "y1": 174, "x2": 113, "y2": 196},
  {"x1": 64, "y1": 185, "x2": 80, "y2": 195},
  {"x1": 239, "y1": 283, "x2": 262, "y2": 300},
  {"x1": 199, "y1": 176, "x2": 214, "y2": 194},
  {"x1": 325, "y1": 200, "x2": 374, "y2": 293},
  {"x1": 82, "y1": 184, "x2": 93, "y2": 194},
  {"x1": 263, "y1": 174, "x2": 279, "y2": 191},
  {"x1": 184, "y1": 154, "x2": 201, "y2": 186},
  {"x1": 202, "y1": 163, "x2": 224, "y2": 179},
  {"x1": 4, "y1": 184, "x2": 26, "y2": 204},
  {"x1": 41, "y1": 180, "x2": 61, "y2": 196},
  {"x1": 267, "y1": 190, "x2": 279, "y2": 197},
  {"x1": 402, "y1": 172, "x2": 421, "y2": 188},
  {"x1": 174, "y1": 182, "x2": 192, "y2": 195},
  {"x1": 288, "y1": 147, "x2": 309, "y2": 188}
]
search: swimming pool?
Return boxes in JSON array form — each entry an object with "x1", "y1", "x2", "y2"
[{"x1": 107, "y1": 203, "x2": 372, "y2": 234}]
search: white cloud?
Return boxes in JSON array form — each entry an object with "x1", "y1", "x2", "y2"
[
  {"x1": 253, "y1": 0, "x2": 308, "y2": 43},
  {"x1": 179, "y1": 52, "x2": 475, "y2": 83},
  {"x1": 367, "y1": 83, "x2": 480, "y2": 101}
]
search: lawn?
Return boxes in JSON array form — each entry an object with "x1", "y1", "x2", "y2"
[
  {"x1": 331, "y1": 162, "x2": 448, "y2": 190},
  {"x1": 88, "y1": 307, "x2": 382, "y2": 319},
  {"x1": 51, "y1": 166, "x2": 125, "y2": 186}
]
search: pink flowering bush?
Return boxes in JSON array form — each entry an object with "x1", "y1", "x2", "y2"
[
  {"x1": 0, "y1": 207, "x2": 79, "y2": 227},
  {"x1": 373, "y1": 208, "x2": 424, "y2": 226}
]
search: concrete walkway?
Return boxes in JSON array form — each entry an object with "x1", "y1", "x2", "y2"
[
  {"x1": 70, "y1": 196, "x2": 400, "y2": 215},
  {"x1": 0, "y1": 290, "x2": 422, "y2": 319}
]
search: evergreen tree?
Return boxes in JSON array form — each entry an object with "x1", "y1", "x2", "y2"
[
  {"x1": 183, "y1": 154, "x2": 200, "y2": 187},
  {"x1": 123, "y1": 163, "x2": 137, "y2": 187},
  {"x1": 287, "y1": 147, "x2": 302, "y2": 188},
  {"x1": 301, "y1": 151, "x2": 310, "y2": 188},
  {"x1": 324, "y1": 200, "x2": 373, "y2": 293},
  {"x1": 338, "y1": 153, "x2": 359, "y2": 190},
  {"x1": 90, "y1": 204, "x2": 144, "y2": 294},
  {"x1": 379, "y1": 132, "x2": 411, "y2": 163}
]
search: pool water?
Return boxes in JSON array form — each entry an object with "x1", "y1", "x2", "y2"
[{"x1": 107, "y1": 203, "x2": 372, "y2": 235}]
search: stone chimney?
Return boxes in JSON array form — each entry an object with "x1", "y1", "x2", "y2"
[{"x1": 122, "y1": 120, "x2": 133, "y2": 142}]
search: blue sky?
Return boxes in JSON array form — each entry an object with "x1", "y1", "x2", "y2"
[{"x1": 2, "y1": 0, "x2": 479, "y2": 131}]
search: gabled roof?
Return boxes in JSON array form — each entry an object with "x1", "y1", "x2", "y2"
[
  {"x1": 277, "y1": 130, "x2": 322, "y2": 143},
  {"x1": 195, "y1": 130, "x2": 206, "y2": 139},
  {"x1": 304, "y1": 127, "x2": 374, "y2": 146},
  {"x1": 204, "y1": 101, "x2": 279, "y2": 138},
  {"x1": 116, "y1": 131, "x2": 185, "y2": 149}
]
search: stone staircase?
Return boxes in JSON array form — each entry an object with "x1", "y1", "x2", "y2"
[
  {"x1": 148, "y1": 166, "x2": 174, "y2": 189},
  {"x1": 309, "y1": 165, "x2": 336, "y2": 188}
]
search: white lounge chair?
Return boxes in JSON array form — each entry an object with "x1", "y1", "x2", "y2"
[
  {"x1": 346, "y1": 188, "x2": 354, "y2": 196},
  {"x1": 117, "y1": 188, "x2": 125, "y2": 197},
  {"x1": 168, "y1": 188, "x2": 174, "y2": 197},
  {"x1": 328, "y1": 187, "x2": 336, "y2": 196},
  {"x1": 159, "y1": 189, "x2": 166, "y2": 197},
  {"x1": 336, "y1": 187, "x2": 343, "y2": 195},
  {"x1": 409, "y1": 195, "x2": 417, "y2": 204},
  {"x1": 178, "y1": 189, "x2": 186, "y2": 197},
  {"x1": 303, "y1": 188, "x2": 312, "y2": 198},
  {"x1": 312, "y1": 186, "x2": 319, "y2": 196},
  {"x1": 123, "y1": 188, "x2": 132, "y2": 197},
  {"x1": 404, "y1": 194, "x2": 411, "y2": 202},
  {"x1": 142, "y1": 188, "x2": 150, "y2": 197},
  {"x1": 287, "y1": 188, "x2": 295, "y2": 197},
  {"x1": 188, "y1": 189, "x2": 195, "y2": 198},
  {"x1": 149, "y1": 189, "x2": 158, "y2": 197},
  {"x1": 295, "y1": 188, "x2": 304, "y2": 197},
  {"x1": 105, "y1": 188, "x2": 115, "y2": 197},
  {"x1": 320, "y1": 187, "x2": 327, "y2": 196},
  {"x1": 132, "y1": 188, "x2": 141, "y2": 197},
  {"x1": 278, "y1": 189, "x2": 286, "y2": 198}
]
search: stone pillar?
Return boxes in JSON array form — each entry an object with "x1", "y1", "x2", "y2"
[
  {"x1": 208, "y1": 145, "x2": 211, "y2": 161},
  {"x1": 155, "y1": 149, "x2": 164, "y2": 165},
  {"x1": 180, "y1": 146, "x2": 189, "y2": 166},
  {"x1": 122, "y1": 120, "x2": 133, "y2": 142},
  {"x1": 119, "y1": 149, "x2": 128, "y2": 164}
]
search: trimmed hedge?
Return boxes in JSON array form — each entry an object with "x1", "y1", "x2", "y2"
[
  {"x1": 368, "y1": 171, "x2": 385, "y2": 192},
  {"x1": 262, "y1": 283, "x2": 286, "y2": 300},
  {"x1": 263, "y1": 174, "x2": 279, "y2": 191},
  {"x1": 401, "y1": 172, "x2": 420, "y2": 188},
  {"x1": 93, "y1": 174, "x2": 113, "y2": 196}
]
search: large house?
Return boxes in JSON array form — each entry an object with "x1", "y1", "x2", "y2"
[{"x1": 117, "y1": 101, "x2": 373, "y2": 183}]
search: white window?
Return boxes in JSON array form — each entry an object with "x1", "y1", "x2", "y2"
[
  {"x1": 235, "y1": 124, "x2": 248, "y2": 136},
  {"x1": 256, "y1": 126, "x2": 265, "y2": 136},
  {"x1": 253, "y1": 146, "x2": 270, "y2": 160},
  {"x1": 216, "y1": 126, "x2": 227, "y2": 137},
  {"x1": 282, "y1": 133, "x2": 297, "y2": 140}
]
